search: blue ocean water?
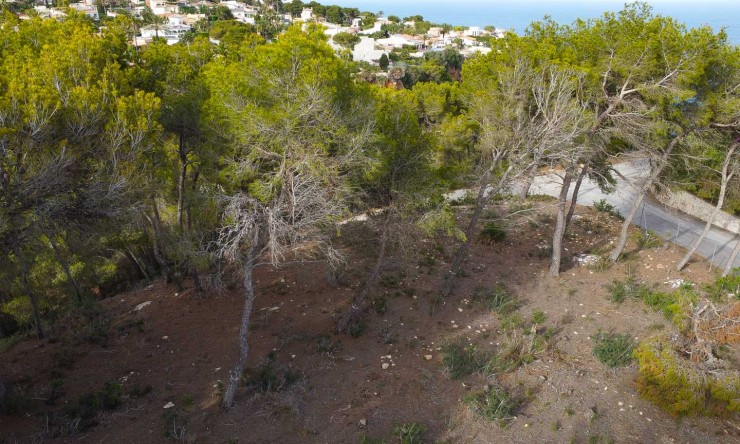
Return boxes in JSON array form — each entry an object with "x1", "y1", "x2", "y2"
[{"x1": 325, "y1": 0, "x2": 740, "y2": 44}]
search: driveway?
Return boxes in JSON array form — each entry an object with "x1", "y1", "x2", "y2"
[{"x1": 528, "y1": 158, "x2": 740, "y2": 270}]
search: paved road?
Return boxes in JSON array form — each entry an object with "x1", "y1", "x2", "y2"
[{"x1": 528, "y1": 159, "x2": 740, "y2": 270}]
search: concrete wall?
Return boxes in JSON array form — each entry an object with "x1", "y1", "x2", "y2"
[{"x1": 653, "y1": 189, "x2": 740, "y2": 234}]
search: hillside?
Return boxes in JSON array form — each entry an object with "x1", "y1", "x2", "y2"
[{"x1": 1, "y1": 200, "x2": 737, "y2": 443}]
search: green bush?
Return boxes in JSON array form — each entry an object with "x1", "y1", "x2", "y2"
[
  {"x1": 472, "y1": 285, "x2": 519, "y2": 315},
  {"x1": 392, "y1": 422, "x2": 424, "y2": 444},
  {"x1": 480, "y1": 222, "x2": 506, "y2": 244},
  {"x1": 442, "y1": 341, "x2": 487, "y2": 379},
  {"x1": 705, "y1": 273, "x2": 740, "y2": 302},
  {"x1": 635, "y1": 335, "x2": 739, "y2": 416},
  {"x1": 593, "y1": 199, "x2": 624, "y2": 220},
  {"x1": 464, "y1": 386, "x2": 519, "y2": 425},
  {"x1": 2, "y1": 297, "x2": 34, "y2": 327},
  {"x1": 635, "y1": 230, "x2": 664, "y2": 249},
  {"x1": 592, "y1": 331, "x2": 636, "y2": 367}
]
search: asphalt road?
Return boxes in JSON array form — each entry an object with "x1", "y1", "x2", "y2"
[{"x1": 528, "y1": 158, "x2": 740, "y2": 270}]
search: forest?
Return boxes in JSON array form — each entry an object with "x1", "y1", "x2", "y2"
[{"x1": 0, "y1": 2, "x2": 739, "y2": 442}]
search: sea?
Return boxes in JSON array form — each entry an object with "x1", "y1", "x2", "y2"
[{"x1": 324, "y1": 0, "x2": 740, "y2": 44}]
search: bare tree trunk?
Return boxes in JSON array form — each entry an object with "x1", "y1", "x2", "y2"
[
  {"x1": 723, "y1": 236, "x2": 740, "y2": 277},
  {"x1": 337, "y1": 214, "x2": 390, "y2": 333},
  {"x1": 565, "y1": 163, "x2": 588, "y2": 231},
  {"x1": 677, "y1": 142, "x2": 737, "y2": 271},
  {"x1": 222, "y1": 241, "x2": 258, "y2": 409},
  {"x1": 124, "y1": 247, "x2": 151, "y2": 281},
  {"x1": 177, "y1": 133, "x2": 187, "y2": 232},
  {"x1": 610, "y1": 135, "x2": 683, "y2": 262},
  {"x1": 15, "y1": 247, "x2": 44, "y2": 339},
  {"x1": 549, "y1": 170, "x2": 573, "y2": 277},
  {"x1": 146, "y1": 209, "x2": 184, "y2": 292},
  {"x1": 49, "y1": 236, "x2": 82, "y2": 303},
  {"x1": 517, "y1": 168, "x2": 535, "y2": 199},
  {"x1": 442, "y1": 169, "x2": 492, "y2": 299}
]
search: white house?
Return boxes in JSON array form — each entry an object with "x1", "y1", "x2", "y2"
[
  {"x1": 68, "y1": 2, "x2": 99, "y2": 20},
  {"x1": 351, "y1": 37, "x2": 388, "y2": 63},
  {"x1": 300, "y1": 8, "x2": 313, "y2": 21},
  {"x1": 140, "y1": 21, "x2": 191, "y2": 44},
  {"x1": 464, "y1": 26, "x2": 481, "y2": 37},
  {"x1": 221, "y1": 1, "x2": 257, "y2": 24}
]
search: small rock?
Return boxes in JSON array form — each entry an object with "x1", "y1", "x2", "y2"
[
  {"x1": 164, "y1": 402, "x2": 175, "y2": 409},
  {"x1": 133, "y1": 301, "x2": 152, "y2": 312},
  {"x1": 382, "y1": 363, "x2": 390, "y2": 370},
  {"x1": 424, "y1": 355, "x2": 433, "y2": 360},
  {"x1": 359, "y1": 419, "x2": 367, "y2": 427}
]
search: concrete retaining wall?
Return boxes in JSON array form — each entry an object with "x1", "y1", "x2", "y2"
[{"x1": 653, "y1": 189, "x2": 740, "y2": 234}]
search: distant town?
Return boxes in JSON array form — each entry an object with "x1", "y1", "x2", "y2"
[{"x1": 24, "y1": 0, "x2": 505, "y2": 64}]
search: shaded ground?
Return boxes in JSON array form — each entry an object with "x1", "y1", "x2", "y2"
[{"x1": 1, "y1": 198, "x2": 738, "y2": 443}]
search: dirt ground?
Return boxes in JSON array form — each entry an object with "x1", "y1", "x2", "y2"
[{"x1": 1, "y1": 199, "x2": 738, "y2": 443}]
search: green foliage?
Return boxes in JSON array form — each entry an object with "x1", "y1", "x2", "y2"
[
  {"x1": 442, "y1": 341, "x2": 487, "y2": 379},
  {"x1": 479, "y1": 222, "x2": 506, "y2": 244},
  {"x1": 704, "y1": 273, "x2": 740, "y2": 302},
  {"x1": 472, "y1": 285, "x2": 519, "y2": 315},
  {"x1": 332, "y1": 32, "x2": 360, "y2": 50},
  {"x1": 635, "y1": 335, "x2": 739, "y2": 416},
  {"x1": 2, "y1": 297, "x2": 35, "y2": 328},
  {"x1": 605, "y1": 275, "x2": 652, "y2": 303},
  {"x1": 593, "y1": 199, "x2": 624, "y2": 220},
  {"x1": 392, "y1": 422, "x2": 425, "y2": 444},
  {"x1": 592, "y1": 331, "x2": 636, "y2": 367},
  {"x1": 635, "y1": 230, "x2": 664, "y2": 250},
  {"x1": 244, "y1": 358, "x2": 302, "y2": 393},
  {"x1": 464, "y1": 386, "x2": 519, "y2": 425},
  {"x1": 379, "y1": 53, "x2": 389, "y2": 70},
  {"x1": 606, "y1": 276, "x2": 698, "y2": 330}
]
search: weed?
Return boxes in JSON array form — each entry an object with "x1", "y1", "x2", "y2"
[
  {"x1": 316, "y1": 335, "x2": 341, "y2": 355},
  {"x1": 441, "y1": 341, "x2": 487, "y2": 379},
  {"x1": 605, "y1": 275, "x2": 651, "y2": 303},
  {"x1": 181, "y1": 394, "x2": 195, "y2": 412},
  {"x1": 128, "y1": 384, "x2": 153, "y2": 399},
  {"x1": 429, "y1": 294, "x2": 444, "y2": 315},
  {"x1": 359, "y1": 436, "x2": 386, "y2": 444},
  {"x1": 480, "y1": 222, "x2": 506, "y2": 244},
  {"x1": 704, "y1": 273, "x2": 740, "y2": 302},
  {"x1": 593, "y1": 199, "x2": 623, "y2": 220},
  {"x1": 592, "y1": 331, "x2": 636, "y2": 367},
  {"x1": 551, "y1": 421, "x2": 561, "y2": 431},
  {"x1": 371, "y1": 296, "x2": 387, "y2": 315},
  {"x1": 534, "y1": 245, "x2": 553, "y2": 260},
  {"x1": 244, "y1": 358, "x2": 301, "y2": 393},
  {"x1": 392, "y1": 422, "x2": 425, "y2": 444},
  {"x1": 635, "y1": 230, "x2": 664, "y2": 250},
  {"x1": 472, "y1": 285, "x2": 519, "y2": 315},
  {"x1": 163, "y1": 409, "x2": 188, "y2": 441},
  {"x1": 464, "y1": 385, "x2": 519, "y2": 426},
  {"x1": 499, "y1": 313, "x2": 524, "y2": 331},
  {"x1": 349, "y1": 321, "x2": 367, "y2": 338},
  {"x1": 587, "y1": 256, "x2": 612, "y2": 272},
  {"x1": 532, "y1": 310, "x2": 547, "y2": 325},
  {"x1": 487, "y1": 329, "x2": 551, "y2": 373},
  {"x1": 564, "y1": 406, "x2": 575, "y2": 416}
]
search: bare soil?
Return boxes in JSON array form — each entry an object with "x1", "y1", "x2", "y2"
[{"x1": 1, "y1": 200, "x2": 738, "y2": 443}]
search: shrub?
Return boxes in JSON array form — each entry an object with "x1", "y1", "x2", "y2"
[
  {"x1": 592, "y1": 331, "x2": 636, "y2": 367},
  {"x1": 635, "y1": 335, "x2": 739, "y2": 416},
  {"x1": 635, "y1": 230, "x2": 664, "y2": 249},
  {"x1": 705, "y1": 273, "x2": 740, "y2": 302},
  {"x1": 472, "y1": 285, "x2": 519, "y2": 315},
  {"x1": 593, "y1": 199, "x2": 623, "y2": 220},
  {"x1": 244, "y1": 359, "x2": 301, "y2": 393},
  {"x1": 392, "y1": 422, "x2": 424, "y2": 444},
  {"x1": 487, "y1": 329, "x2": 552, "y2": 373},
  {"x1": 605, "y1": 276, "x2": 651, "y2": 303},
  {"x1": 464, "y1": 386, "x2": 519, "y2": 425},
  {"x1": 442, "y1": 341, "x2": 487, "y2": 379},
  {"x1": 2, "y1": 297, "x2": 34, "y2": 328},
  {"x1": 480, "y1": 222, "x2": 506, "y2": 244}
]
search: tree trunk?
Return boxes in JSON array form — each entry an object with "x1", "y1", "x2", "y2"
[
  {"x1": 677, "y1": 142, "x2": 737, "y2": 271},
  {"x1": 177, "y1": 133, "x2": 187, "y2": 232},
  {"x1": 517, "y1": 168, "x2": 535, "y2": 199},
  {"x1": 222, "y1": 242, "x2": 258, "y2": 408},
  {"x1": 124, "y1": 247, "x2": 151, "y2": 281},
  {"x1": 549, "y1": 170, "x2": 573, "y2": 277},
  {"x1": 146, "y1": 210, "x2": 184, "y2": 292},
  {"x1": 442, "y1": 169, "x2": 492, "y2": 299},
  {"x1": 337, "y1": 213, "x2": 391, "y2": 333},
  {"x1": 723, "y1": 236, "x2": 740, "y2": 277},
  {"x1": 610, "y1": 135, "x2": 683, "y2": 262},
  {"x1": 49, "y1": 236, "x2": 82, "y2": 303},
  {"x1": 15, "y1": 247, "x2": 44, "y2": 339},
  {"x1": 565, "y1": 164, "x2": 588, "y2": 231}
]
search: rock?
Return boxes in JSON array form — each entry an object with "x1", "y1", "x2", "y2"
[
  {"x1": 381, "y1": 363, "x2": 390, "y2": 370},
  {"x1": 359, "y1": 419, "x2": 367, "y2": 427},
  {"x1": 424, "y1": 355, "x2": 433, "y2": 361},
  {"x1": 133, "y1": 301, "x2": 152, "y2": 312},
  {"x1": 164, "y1": 402, "x2": 175, "y2": 409}
]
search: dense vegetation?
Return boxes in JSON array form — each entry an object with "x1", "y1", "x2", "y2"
[{"x1": 0, "y1": 2, "x2": 737, "y2": 412}]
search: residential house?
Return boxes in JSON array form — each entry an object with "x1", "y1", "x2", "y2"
[{"x1": 300, "y1": 8, "x2": 313, "y2": 22}]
